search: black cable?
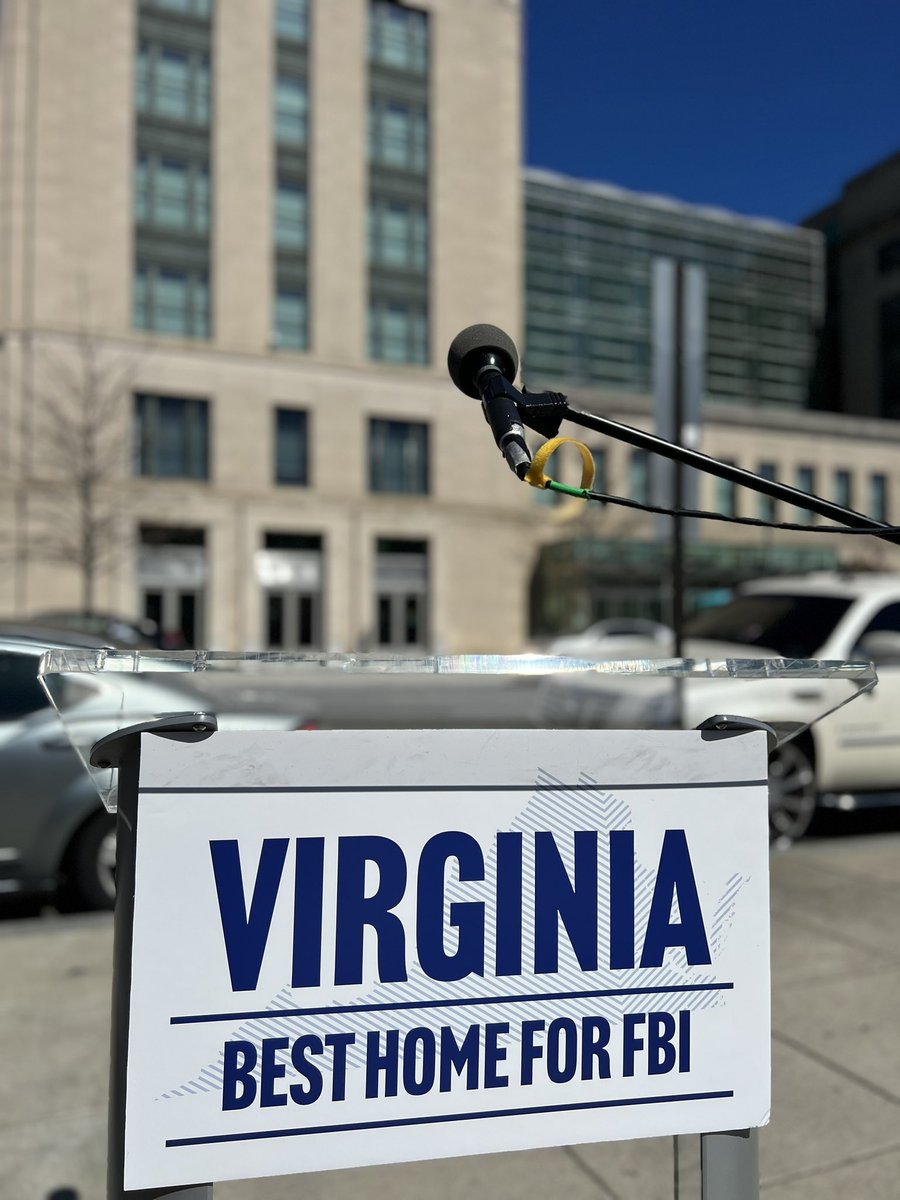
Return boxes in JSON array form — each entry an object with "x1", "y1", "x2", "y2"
[{"x1": 548, "y1": 481, "x2": 900, "y2": 536}]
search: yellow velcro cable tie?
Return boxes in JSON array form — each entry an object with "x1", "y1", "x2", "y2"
[{"x1": 524, "y1": 436, "x2": 596, "y2": 491}]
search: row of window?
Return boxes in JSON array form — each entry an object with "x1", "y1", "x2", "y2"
[
  {"x1": 132, "y1": 269, "x2": 427, "y2": 362},
  {"x1": 271, "y1": 81, "x2": 430, "y2": 169},
  {"x1": 710, "y1": 462, "x2": 889, "y2": 525},
  {"x1": 135, "y1": 0, "x2": 430, "y2": 360},
  {"x1": 139, "y1": 0, "x2": 425, "y2": 70},
  {"x1": 133, "y1": 394, "x2": 429, "y2": 494},
  {"x1": 535, "y1": 444, "x2": 891, "y2": 527},
  {"x1": 139, "y1": 0, "x2": 427, "y2": 69},
  {"x1": 131, "y1": 390, "x2": 895, "y2": 539}
]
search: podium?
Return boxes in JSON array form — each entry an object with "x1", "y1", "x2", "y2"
[{"x1": 37, "y1": 650, "x2": 876, "y2": 1200}]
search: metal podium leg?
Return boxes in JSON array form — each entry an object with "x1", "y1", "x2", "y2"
[
  {"x1": 106, "y1": 734, "x2": 213, "y2": 1200},
  {"x1": 700, "y1": 1130, "x2": 758, "y2": 1200}
]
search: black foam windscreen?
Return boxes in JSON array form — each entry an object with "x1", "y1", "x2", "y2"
[{"x1": 447, "y1": 324, "x2": 519, "y2": 398}]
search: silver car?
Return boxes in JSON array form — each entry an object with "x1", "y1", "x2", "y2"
[{"x1": 0, "y1": 635, "x2": 316, "y2": 909}]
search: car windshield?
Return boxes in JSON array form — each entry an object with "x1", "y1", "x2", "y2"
[
  {"x1": 0, "y1": 651, "x2": 48, "y2": 719},
  {"x1": 683, "y1": 593, "x2": 853, "y2": 659}
]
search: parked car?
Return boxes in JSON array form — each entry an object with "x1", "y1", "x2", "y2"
[
  {"x1": 0, "y1": 635, "x2": 318, "y2": 909},
  {"x1": 544, "y1": 618, "x2": 673, "y2": 659},
  {"x1": 16, "y1": 610, "x2": 162, "y2": 648},
  {"x1": 534, "y1": 572, "x2": 900, "y2": 841}
]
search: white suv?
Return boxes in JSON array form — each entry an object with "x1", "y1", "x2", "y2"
[{"x1": 534, "y1": 572, "x2": 900, "y2": 841}]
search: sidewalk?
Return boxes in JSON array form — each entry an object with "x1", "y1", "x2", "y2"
[{"x1": 1, "y1": 829, "x2": 898, "y2": 1199}]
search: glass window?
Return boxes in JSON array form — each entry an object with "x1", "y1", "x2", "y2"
[
  {"x1": 757, "y1": 462, "x2": 777, "y2": 522},
  {"x1": 155, "y1": 269, "x2": 191, "y2": 333},
  {"x1": 134, "y1": 394, "x2": 210, "y2": 480},
  {"x1": 147, "y1": 0, "x2": 213, "y2": 14},
  {"x1": 684, "y1": 593, "x2": 852, "y2": 659},
  {"x1": 369, "y1": 298, "x2": 428, "y2": 364},
  {"x1": 157, "y1": 49, "x2": 192, "y2": 118},
  {"x1": 369, "y1": 419, "x2": 429, "y2": 493},
  {"x1": 133, "y1": 264, "x2": 210, "y2": 339},
  {"x1": 134, "y1": 157, "x2": 149, "y2": 224},
  {"x1": 369, "y1": 199, "x2": 427, "y2": 270},
  {"x1": 266, "y1": 592, "x2": 319, "y2": 649},
  {"x1": 628, "y1": 449, "x2": 649, "y2": 505},
  {"x1": 369, "y1": 1, "x2": 428, "y2": 73},
  {"x1": 299, "y1": 594, "x2": 315, "y2": 646},
  {"x1": 155, "y1": 158, "x2": 190, "y2": 225},
  {"x1": 869, "y1": 473, "x2": 888, "y2": 523},
  {"x1": 136, "y1": 43, "x2": 210, "y2": 124},
  {"x1": 853, "y1": 603, "x2": 900, "y2": 669},
  {"x1": 833, "y1": 469, "x2": 853, "y2": 511},
  {"x1": 134, "y1": 154, "x2": 210, "y2": 233},
  {"x1": 275, "y1": 181, "x2": 308, "y2": 250},
  {"x1": 274, "y1": 408, "x2": 309, "y2": 485},
  {"x1": 268, "y1": 593, "x2": 284, "y2": 646},
  {"x1": 0, "y1": 651, "x2": 50, "y2": 719},
  {"x1": 369, "y1": 101, "x2": 427, "y2": 171},
  {"x1": 274, "y1": 289, "x2": 308, "y2": 350},
  {"x1": 715, "y1": 462, "x2": 737, "y2": 518},
  {"x1": 375, "y1": 537, "x2": 428, "y2": 647},
  {"x1": 590, "y1": 447, "x2": 607, "y2": 493},
  {"x1": 275, "y1": 76, "x2": 308, "y2": 144},
  {"x1": 794, "y1": 465, "x2": 816, "y2": 522},
  {"x1": 275, "y1": 0, "x2": 308, "y2": 41}
]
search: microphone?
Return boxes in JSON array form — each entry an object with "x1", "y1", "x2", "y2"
[{"x1": 447, "y1": 324, "x2": 532, "y2": 478}]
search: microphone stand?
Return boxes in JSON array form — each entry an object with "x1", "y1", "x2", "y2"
[{"x1": 505, "y1": 383, "x2": 900, "y2": 546}]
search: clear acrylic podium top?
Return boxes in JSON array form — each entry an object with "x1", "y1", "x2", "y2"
[{"x1": 37, "y1": 649, "x2": 876, "y2": 812}]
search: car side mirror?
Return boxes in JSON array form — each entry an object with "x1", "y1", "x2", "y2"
[{"x1": 856, "y1": 630, "x2": 900, "y2": 667}]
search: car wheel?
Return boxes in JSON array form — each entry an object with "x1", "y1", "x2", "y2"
[
  {"x1": 61, "y1": 812, "x2": 117, "y2": 911},
  {"x1": 768, "y1": 740, "x2": 818, "y2": 843}
]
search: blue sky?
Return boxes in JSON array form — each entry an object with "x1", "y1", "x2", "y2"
[{"x1": 524, "y1": 0, "x2": 900, "y2": 224}]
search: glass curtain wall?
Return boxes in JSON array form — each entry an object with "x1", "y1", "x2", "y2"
[{"x1": 525, "y1": 173, "x2": 821, "y2": 409}]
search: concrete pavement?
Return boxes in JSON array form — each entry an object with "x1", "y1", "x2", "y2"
[{"x1": 1, "y1": 827, "x2": 899, "y2": 1199}]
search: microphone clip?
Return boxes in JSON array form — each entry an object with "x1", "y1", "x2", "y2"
[
  {"x1": 479, "y1": 373, "x2": 572, "y2": 479},
  {"x1": 517, "y1": 387, "x2": 570, "y2": 439}
]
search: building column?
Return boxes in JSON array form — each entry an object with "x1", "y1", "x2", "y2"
[
  {"x1": 309, "y1": 0, "x2": 367, "y2": 364},
  {"x1": 214, "y1": 0, "x2": 274, "y2": 352}
]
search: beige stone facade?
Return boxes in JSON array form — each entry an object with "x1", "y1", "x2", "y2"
[
  {"x1": 1, "y1": 0, "x2": 899, "y2": 653},
  {"x1": 0, "y1": 0, "x2": 535, "y2": 652}
]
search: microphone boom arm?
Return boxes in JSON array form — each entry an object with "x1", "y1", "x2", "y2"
[{"x1": 512, "y1": 385, "x2": 900, "y2": 546}]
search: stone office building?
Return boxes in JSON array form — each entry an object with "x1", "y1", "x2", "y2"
[
  {"x1": 2, "y1": 1, "x2": 899, "y2": 651},
  {"x1": 805, "y1": 151, "x2": 900, "y2": 421},
  {"x1": 0, "y1": 0, "x2": 529, "y2": 652}
]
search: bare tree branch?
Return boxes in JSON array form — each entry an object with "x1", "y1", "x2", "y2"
[{"x1": 22, "y1": 330, "x2": 139, "y2": 610}]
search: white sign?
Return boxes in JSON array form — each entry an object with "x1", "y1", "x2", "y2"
[{"x1": 124, "y1": 728, "x2": 770, "y2": 1190}]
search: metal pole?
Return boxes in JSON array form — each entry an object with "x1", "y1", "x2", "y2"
[
  {"x1": 671, "y1": 263, "x2": 686, "y2": 731},
  {"x1": 701, "y1": 1130, "x2": 759, "y2": 1200},
  {"x1": 107, "y1": 733, "x2": 213, "y2": 1200},
  {"x1": 672, "y1": 261, "x2": 685, "y2": 661}
]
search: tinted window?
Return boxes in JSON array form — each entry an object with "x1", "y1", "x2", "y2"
[
  {"x1": 0, "y1": 652, "x2": 49, "y2": 720},
  {"x1": 684, "y1": 594, "x2": 852, "y2": 658},
  {"x1": 859, "y1": 602, "x2": 900, "y2": 637}
]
